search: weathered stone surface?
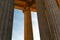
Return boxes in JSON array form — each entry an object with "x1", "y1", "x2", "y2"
[
  {"x1": 0, "y1": 0, "x2": 14, "y2": 40},
  {"x1": 35, "y1": 0, "x2": 51, "y2": 40},
  {"x1": 35, "y1": 0, "x2": 60, "y2": 40},
  {"x1": 44, "y1": 0, "x2": 60, "y2": 40}
]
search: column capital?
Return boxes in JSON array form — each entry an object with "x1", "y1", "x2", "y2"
[{"x1": 23, "y1": 7, "x2": 30, "y2": 12}]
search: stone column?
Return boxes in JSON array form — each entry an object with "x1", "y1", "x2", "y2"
[
  {"x1": 35, "y1": 0, "x2": 51, "y2": 40},
  {"x1": 0, "y1": 0, "x2": 14, "y2": 40},
  {"x1": 56, "y1": 0, "x2": 60, "y2": 8},
  {"x1": 44, "y1": 0, "x2": 60, "y2": 40},
  {"x1": 35, "y1": 0, "x2": 60, "y2": 40},
  {"x1": 23, "y1": 7, "x2": 33, "y2": 40}
]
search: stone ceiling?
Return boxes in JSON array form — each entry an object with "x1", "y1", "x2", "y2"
[
  {"x1": 14, "y1": 0, "x2": 60, "y2": 12},
  {"x1": 14, "y1": 0, "x2": 36, "y2": 11}
]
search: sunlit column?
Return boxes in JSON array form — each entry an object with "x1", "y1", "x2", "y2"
[
  {"x1": 23, "y1": 7, "x2": 33, "y2": 40},
  {"x1": 0, "y1": 0, "x2": 14, "y2": 40},
  {"x1": 35, "y1": 0, "x2": 52, "y2": 40},
  {"x1": 56, "y1": 0, "x2": 60, "y2": 8},
  {"x1": 44, "y1": 0, "x2": 60, "y2": 40}
]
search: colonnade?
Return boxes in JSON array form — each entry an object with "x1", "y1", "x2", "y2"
[{"x1": 0, "y1": 0, "x2": 60, "y2": 40}]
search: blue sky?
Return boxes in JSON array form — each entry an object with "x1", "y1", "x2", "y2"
[
  {"x1": 12, "y1": 9, "x2": 24, "y2": 40},
  {"x1": 12, "y1": 9, "x2": 40, "y2": 40}
]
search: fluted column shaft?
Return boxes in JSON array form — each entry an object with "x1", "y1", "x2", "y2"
[
  {"x1": 0, "y1": 0, "x2": 14, "y2": 40},
  {"x1": 35, "y1": 0, "x2": 51, "y2": 40},
  {"x1": 35, "y1": 0, "x2": 60, "y2": 40},
  {"x1": 44, "y1": 0, "x2": 60, "y2": 40},
  {"x1": 23, "y1": 7, "x2": 33, "y2": 40}
]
